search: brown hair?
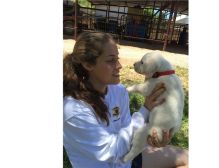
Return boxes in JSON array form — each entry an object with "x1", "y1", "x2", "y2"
[{"x1": 63, "y1": 32, "x2": 114, "y2": 125}]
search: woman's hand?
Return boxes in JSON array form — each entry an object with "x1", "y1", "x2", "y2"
[
  {"x1": 144, "y1": 83, "x2": 166, "y2": 111},
  {"x1": 147, "y1": 129, "x2": 172, "y2": 148}
]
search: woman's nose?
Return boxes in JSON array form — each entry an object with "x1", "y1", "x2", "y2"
[{"x1": 116, "y1": 60, "x2": 122, "y2": 69}]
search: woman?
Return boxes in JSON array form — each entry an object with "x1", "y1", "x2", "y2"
[{"x1": 63, "y1": 32, "x2": 188, "y2": 168}]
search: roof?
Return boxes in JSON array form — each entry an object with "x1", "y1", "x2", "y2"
[
  {"x1": 88, "y1": 0, "x2": 188, "y2": 15},
  {"x1": 176, "y1": 16, "x2": 188, "y2": 24}
]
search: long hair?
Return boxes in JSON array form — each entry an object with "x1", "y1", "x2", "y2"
[{"x1": 64, "y1": 32, "x2": 114, "y2": 125}]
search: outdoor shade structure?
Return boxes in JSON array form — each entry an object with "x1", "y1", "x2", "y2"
[
  {"x1": 176, "y1": 16, "x2": 188, "y2": 24},
  {"x1": 63, "y1": 0, "x2": 188, "y2": 50}
]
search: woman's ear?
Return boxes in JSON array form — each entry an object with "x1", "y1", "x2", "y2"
[{"x1": 81, "y1": 62, "x2": 94, "y2": 71}]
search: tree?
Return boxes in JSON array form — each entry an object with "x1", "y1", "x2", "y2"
[{"x1": 78, "y1": 0, "x2": 91, "y2": 8}]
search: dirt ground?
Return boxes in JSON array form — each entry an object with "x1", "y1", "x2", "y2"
[{"x1": 63, "y1": 38, "x2": 188, "y2": 68}]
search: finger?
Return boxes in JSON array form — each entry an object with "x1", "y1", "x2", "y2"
[
  {"x1": 148, "y1": 130, "x2": 158, "y2": 148},
  {"x1": 153, "y1": 83, "x2": 165, "y2": 91},
  {"x1": 152, "y1": 129, "x2": 158, "y2": 138},
  {"x1": 150, "y1": 88, "x2": 166, "y2": 101},
  {"x1": 152, "y1": 98, "x2": 165, "y2": 106},
  {"x1": 152, "y1": 83, "x2": 165, "y2": 93},
  {"x1": 162, "y1": 130, "x2": 169, "y2": 142},
  {"x1": 147, "y1": 136, "x2": 156, "y2": 147},
  {"x1": 151, "y1": 129, "x2": 161, "y2": 148},
  {"x1": 152, "y1": 136, "x2": 161, "y2": 148},
  {"x1": 152, "y1": 139, "x2": 160, "y2": 148},
  {"x1": 169, "y1": 128, "x2": 174, "y2": 139},
  {"x1": 160, "y1": 130, "x2": 170, "y2": 146}
]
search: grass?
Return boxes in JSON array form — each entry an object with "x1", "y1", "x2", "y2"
[
  {"x1": 78, "y1": 0, "x2": 91, "y2": 8},
  {"x1": 63, "y1": 147, "x2": 71, "y2": 168},
  {"x1": 63, "y1": 65, "x2": 189, "y2": 167}
]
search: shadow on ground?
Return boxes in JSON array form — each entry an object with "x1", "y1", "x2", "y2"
[
  {"x1": 63, "y1": 35, "x2": 188, "y2": 55},
  {"x1": 117, "y1": 39, "x2": 188, "y2": 55}
]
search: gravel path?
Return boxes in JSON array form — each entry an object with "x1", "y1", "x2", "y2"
[{"x1": 64, "y1": 39, "x2": 188, "y2": 69}]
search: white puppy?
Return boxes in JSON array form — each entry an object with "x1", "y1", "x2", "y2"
[{"x1": 122, "y1": 51, "x2": 184, "y2": 162}]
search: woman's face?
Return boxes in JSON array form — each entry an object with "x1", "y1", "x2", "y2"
[{"x1": 87, "y1": 39, "x2": 122, "y2": 88}]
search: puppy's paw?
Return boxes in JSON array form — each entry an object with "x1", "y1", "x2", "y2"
[
  {"x1": 126, "y1": 86, "x2": 134, "y2": 93},
  {"x1": 147, "y1": 127, "x2": 163, "y2": 143}
]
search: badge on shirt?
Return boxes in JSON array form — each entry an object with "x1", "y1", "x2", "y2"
[{"x1": 112, "y1": 106, "x2": 120, "y2": 121}]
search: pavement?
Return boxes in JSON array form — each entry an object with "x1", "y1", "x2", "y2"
[{"x1": 64, "y1": 39, "x2": 188, "y2": 68}]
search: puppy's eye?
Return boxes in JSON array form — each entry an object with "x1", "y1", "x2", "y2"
[{"x1": 141, "y1": 60, "x2": 143, "y2": 64}]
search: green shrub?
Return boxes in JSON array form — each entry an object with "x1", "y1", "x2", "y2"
[
  {"x1": 129, "y1": 93, "x2": 145, "y2": 114},
  {"x1": 183, "y1": 90, "x2": 189, "y2": 118},
  {"x1": 170, "y1": 117, "x2": 189, "y2": 149},
  {"x1": 63, "y1": 147, "x2": 71, "y2": 168}
]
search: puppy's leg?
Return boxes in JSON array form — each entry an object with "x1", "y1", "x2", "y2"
[
  {"x1": 122, "y1": 124, "x2": 148, "y2": 163},
  {"x1": 126, "y1": 83, "x2": 150, "y2": 95}
]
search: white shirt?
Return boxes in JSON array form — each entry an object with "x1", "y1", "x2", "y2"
[{"x1": 63, "y1": 84, "x2": 150, "y2": 168}]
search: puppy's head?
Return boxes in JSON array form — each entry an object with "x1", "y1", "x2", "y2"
[{"x1": 133, "y1": 51, "x2": 172, "y2": 78}]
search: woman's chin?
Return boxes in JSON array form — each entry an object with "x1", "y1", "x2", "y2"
[{"x1": 111, "y1": 77, "x2": 120, "y2": 84}]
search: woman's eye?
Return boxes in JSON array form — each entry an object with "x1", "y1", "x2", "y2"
[{"x1": 106, "y1": 59, "x2": 118, "y2": 64}]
